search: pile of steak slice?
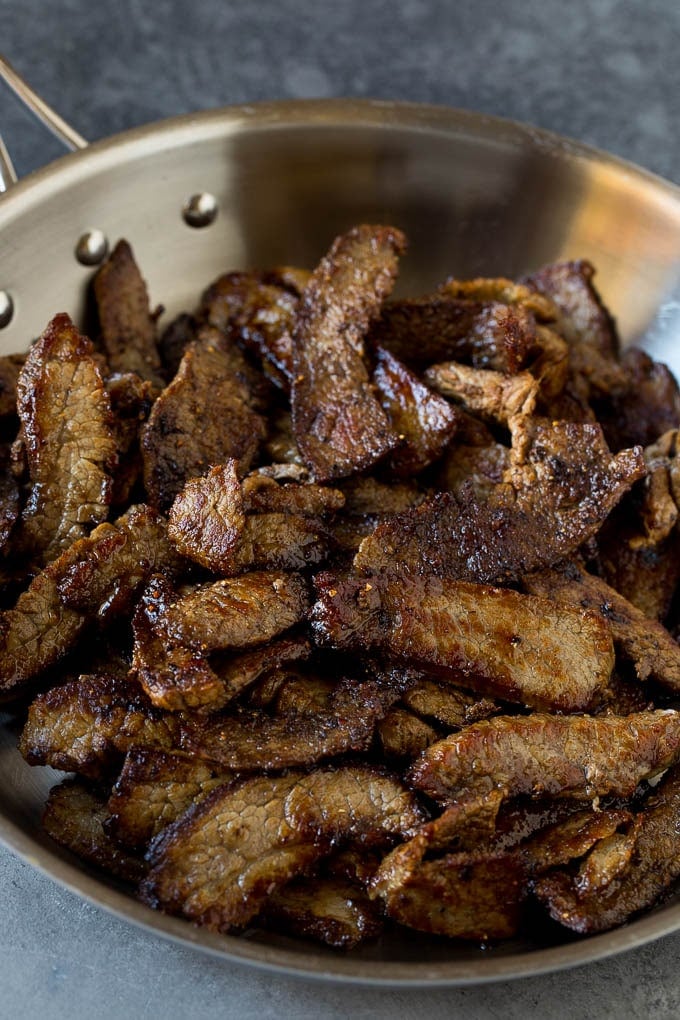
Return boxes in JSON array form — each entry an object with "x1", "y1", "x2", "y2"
[{"x1": 4, "y1": 225, "x2": 680, "y2": 951}]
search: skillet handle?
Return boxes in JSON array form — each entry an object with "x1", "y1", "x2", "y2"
[{"x1": 0, "y1": 53, "x2": 88, "y2": 191}]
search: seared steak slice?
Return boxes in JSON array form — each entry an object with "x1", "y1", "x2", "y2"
[
  {"x1": 368, "y1": 297, "x2": 539, "y2": 373},
  {"x1": 0, "y1": 505, "x2": 181, "y2": 694},
  {"x1": 157, "y1": 571, "x2": 310, "y2": 652},
  {"x1": 179, "y1": 677, "x2": 393, "y2": 770},
  {"x1": 521, "y1": 808, "x2": 636, "y2": 876},
  {"x1": 19, "y1": 674, "x2": 180, "y2": 779},
  {"x1": 167, "y1": 462, "x2": 245, "y2": 573},
  {"x1": 354, "y1": 421, "x2": 644, "y2": 583},
  {"x1": 141, "y1": 328, "x2": 267, "y2": 509},
  {"x1": 93, "y1": 239, "x2": 165, "y2": 387},
  {"x1": 140, "y1": 766, "x2": 424, "y2": 931},
  {"x1": 43, "y1": 778, "x2": 146, "y2": 883},
  {"x1": 372, "y1": 347, "x2": 460, "y2": 476},
  {"x1": 408, "y1": 710, "x2": 680, "y2": 804},
  {"x1": 55, "y1": 505, "x2": 184, "y2": 620},
  {"x1": 201, "y1": 270, "x2": 298, "y2": 389},
  {"x1": 131, "y1": 577, "x2": 227, "y2": 713},
  {"x1": 534, "y1": 764, "x2": 680, "y2": 933},
  {"x1": 158, "y1": 313, "x2": 198, "y2": 381},
  {"x1": 107, "y1": 748, "x2": 232, "y2": 847},
  {"x1": 291, "y1": 225, "x2": 404, "y2": 481},
  {"x1": 0, "y1": 353, "x2": 24, "y2": 421},
  {"x1": 312, "y1": 573, "x2": 613, "y2": 712},
  {"x1": 15, "y1": 313, "x2": 117, "y2": 566},
  {"x1": 210, "y1": 634, "x2": 312, "y2": 707},
  {"x1": 596, "y1": 347, "x2": 680, "y2": 451},
  {"x1": 424, "y1": 363, "x2": 538, "y2": 427},
  {"x1": 242, "y1": 472, "x2": 345, "y2": 516},
  {"x1": 264, "y1": 877, "x2": 382, "y2": 949},
  {"x1": 371, "y1": 840, "x2": 524, "y2": 941},
  {"x1": 377, "y1": 707, "x2": 439, "y2": 759},
  {"x1": 523, "y1": 560, "x2": 680, "y2": 691},
  {"x1": 402, "y1": 678, "x2": 501, "y2": 730},
  {"x1": 523, "y1": 259, "x2": 619, "y2": 359},
  {"x1": 105, "y1": 371, "x2": 155, "y2": 507}
]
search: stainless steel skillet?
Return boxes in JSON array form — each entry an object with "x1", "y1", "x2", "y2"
[{"x1": 1, "y1": 55, "x2": 680, "y2": 986}]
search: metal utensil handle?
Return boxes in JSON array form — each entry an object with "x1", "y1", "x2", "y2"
[{"x1": 0, "y1": 53, "x2": 88, "y2": 191}]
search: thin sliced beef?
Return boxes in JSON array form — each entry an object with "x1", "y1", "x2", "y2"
[
  {"x1": 179, "y1": 677, "x2": 395, "y2": 771},
  {"x1": 376, "y1": 707, "x2": 439, "y2": 759},
  {"x1": 141, "y1": 328, "x2": 267, "y2": 509},
  {"x1": 312, "y1": 573, "x2": 613, "y2": 712},
  {"x1": 534, "y1": 764, "x2": 680, "y2": 933},
  {"x1": 0, "y1": 505, "x2": 182, "y2": 694},
  {"x1": 107, "y1": 748, "x2": 232, "y2": 847},
  {"x1": 291, "y1": 225, "x2": 404, "y2": 481},
  {"x1": 19, "y1": 674, "x2": 180, "y2": 779},
  {"x1": 354, "y1": 420, "x2": 644, "y2": 584},
  {"x1": 167, "y1": 462, "x2": 245, "y2": 573},
  {"x1": 372, "y1": 346, "x2": 460, "y2": 476},
  {"x1": 242, "y1": 473, "x2": 345, "y2": 516},
  {"x1": 158, "y1": 313, "x2": 198, "y2": 381},
  {"x1": 596, "y1": 348, "x2": 680, "y2": 452},
  {"x1": 424, "y1": 363, "x2": 538, "y2": 427},
  {"x1": 15, "y1": 313, "x2": 117, "y2": 567},
  {"x1": 43, "y1": 778, "x2": 146, "y2": 883},
  {"x1": 157, "y1": 570, "x2": 310, "y2": 651},
  {"x1": 0, "y1": 353, "x2": 24, "y2": 422},
  {"x1": 140, "y1": 766, "x2": 424, "y2": 931},
  {"x1": 93, "y1": 239, "x2": 165, "y2": 388},
  {"x1": 523, "y1": 560, "x2": 680, "y2": 691},
  {"x1": 105, "y1": 371, "x2": 155, "y2": 507},
  {"x1": 408, "y1": 710, "x2": 680, "y2": 804},
  {"x1": 264, "y1": 877, "x2": 382, "y2": 949},
  {"x1": 402, "y1": 678, "x2": 500, "y2": 730},
  {"x1": 368, "y1": 296, "x2": 539, "y2": 373}
]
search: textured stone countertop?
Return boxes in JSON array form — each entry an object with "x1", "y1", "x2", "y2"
[{"x1": 1, "y1": 1, "x2": 680, "y2": 1016}]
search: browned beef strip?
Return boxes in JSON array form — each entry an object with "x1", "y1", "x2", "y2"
[
  {"x1": 131, "y1": 577, "x2": 227, "y2": 713},
  {"x1": 521, "y1": 808, "x2": 636, "y2": 876},
  {"x1": 377, "y1": 707, "x2": 439, "y2": 759},
  {"x1": 158, "y1": 571, "x2": 310, "y2": 652},
  {"x1": 200, "y1": 270, "x2": 298, "y2": 389},
  {"x1": 157, "y1": 313, "x2": 198, "y2": 381},
  {"x1": 368, "y1": 296, "x2": 539, "y2": 373},
  {"x1": 595, "y1": 347, "x2": 680, "y2": 451},
  {"x1": 0, "y1": 444, "x2": 19, "y2": 552},
  {"x1": 264, "y1": 877, "x2": 382, "y2": 949},
  {"x1": 291, "y1": 225, "x2": 404, "y2": 481},
  {"x1": 0, "y1": 505, "x2": 182, "y2": 695},
  {"x1": 0, "y1": 353, "x2": 24, "y2": 421},
  {"x1": 354, "y1": 420, "x2": 644, "y2": 584},
  {"x1": 372, "y1": 346, "x2": 460, "y2": 476},
  {"x1": 140, "y1": 766, "x2": 424, "y2": 931},
  {"x1": 19, "y1": 674, "x2": 180, "y2": 779},
  {"x1": 140, "y1": 328, "x2": 267, "y2": 509},
  {"x1": 15, "y1": 313, "x2": 117, "y2": 567},
  {"x1": 241, "y1": 472, "x2": 345, "y2": 515},
  {"x1": 107, "y1": 748, "x2": 232, "y2": 847},
  {"x1": 371, "y1": 840, "x2": 525, "y2": 941},
  {"x1": 523, "y1": 560, "x2": 680, "y2": 691},
  {"x1": 312, "y1": 573, "x2": 613, "y2": 712},
  {"x1": 179, "y1": 677, "x2": 395, "y2": 770},
  {"x1": 437, "y1": 275, "x2": 558, "y2": 320},
  {"x1": 105, "y1": 371, "x2": 155, "y2": 506},
  {"x1": 401, "y1": 678, "x2": 501, "y2": 730},
  {"x1": 424, "y1": 363, "x2": 538, "y2": 427},
  {"x1": 93, "y1": 239, "x2": 165, "y2": 387},
  {"x1": 523, "y1": 259, "x2": 619, "y2": 359},
  {"x1": 167, "y1": 462, "x2": 246, "y2": 573},
  {"x1": 534, "y1": 764, "x2": 680, "y2": 933},
  {"x1": 210, "y1": 635, "x2": 312, "y2": 706},
  {"x1": 43, "y1": 778, "x2": 146, "y2": 883},
  {"x1": 408, "y1": 710, "x2": 680, "y2": 804}
]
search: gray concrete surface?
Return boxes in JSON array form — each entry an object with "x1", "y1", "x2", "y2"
[{"x1": 1, "y1": 1, "x2": 680, "y2": 1016}]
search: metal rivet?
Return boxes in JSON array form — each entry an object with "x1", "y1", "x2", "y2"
[
  {"x1": 183, "y1": 192, "x2": 218, "y2": 228},
  {"x1": 75, "y1": 229, "x2": 109, "y2": 266},
  {"x1": 0, "y1": 291, "x2": 14, "y2": 329}
]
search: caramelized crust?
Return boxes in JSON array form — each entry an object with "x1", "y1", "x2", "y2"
[
  {"x1": 408, "y1": 710, "x2": 680, "y2": 804},
  {"x1": 140, "y1": 766, "x2": 424, "y2": 931},
  {"x1": 15, "y1": 312, "x2": 117, "y2": 566},
  {"x1": 291, "y1": 225, "x2": 404, "y2": 481}
]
